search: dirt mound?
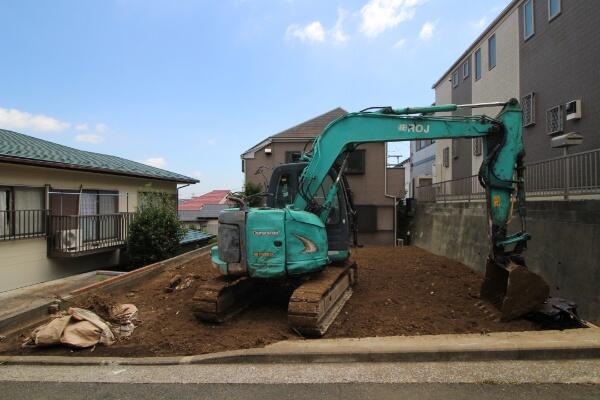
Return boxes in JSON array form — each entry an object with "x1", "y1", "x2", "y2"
[{"x1": 0, "y1": 246, "x2": 536, "y2": 357}]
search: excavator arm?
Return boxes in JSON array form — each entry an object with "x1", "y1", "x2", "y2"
[{"x1": 293, "y1": 99, "x2": 548, "y2": 319}]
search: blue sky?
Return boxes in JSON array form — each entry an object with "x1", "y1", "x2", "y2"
[{"x1": 0, "y1": 0, "x2": 509, "y2": 197}]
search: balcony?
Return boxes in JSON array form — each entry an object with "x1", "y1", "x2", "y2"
[
  {"x1": 48, "y1": 213, "x2": 135, "y2": 257},
  {"x1": 0, "y1": 209, "x2": 48, "y2": 241}
]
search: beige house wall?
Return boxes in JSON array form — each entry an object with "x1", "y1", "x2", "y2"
[
  {"x1": 471, "y1": 8, "x2": 520, "y2": 175},
  {"x1": 0, "y1": 162, "x2": 178, "y2": 292},
  {"x1": 244, "y1": 141, "x2": 394, "y2": 207},
  {"x1": 1, "y1": 163, "x2": 177, "y2": 212},
  {"x1": 385, "y1": 167, "x2": 405, "y2": 198},
  {"x1": 434, "y1": 78, "x2": 453, "y2": 183},
  {"x1": 244, "y1": 141, "x2": 309, "y2": 190}
]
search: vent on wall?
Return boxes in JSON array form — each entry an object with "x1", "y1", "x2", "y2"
[
  {"x1": 566, "y1": 99, "x2": 582, "y2": 121},
  {"x1": 546, "y1": 105, "x2": 564, "y2": 135},
  {"x1": 521, "y1": 92, "x2": 535, "y2": 127}
]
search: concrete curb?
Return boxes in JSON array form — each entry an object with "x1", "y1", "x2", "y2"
[
  {"x1": 0, "y1": 245, "x2": 212, "y2": 335},
  {"x1": 2, "y1": 328, "x2": 600, "y2": 366}
]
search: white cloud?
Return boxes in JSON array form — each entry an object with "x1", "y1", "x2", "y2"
[
  {"x1": 95, "y1": 123, "x2": 108, "y2": 133},
  {"x1": 286, "y1": 21, "x2": 326, "y2": 42},
  {"x1": 142, "y1": 157, "x2": 167, "y2": 168},
  {"x1": 0, "y1": 107, "x2": 70, "y2": 132},
  {"x1": 394, "y1": 38, "x2": 407, "y2": 48},
  {"x1": 470, "y1": 16, "x2": 487, "y2": 30},
  {"x1": 419, "y1": 20, "x2": 436, "y2": 40},
  {"x1": 332, "y1": 8, "x2": 350, "y2": 43},
  {"x1": 75, "y1": 133, "x2": 104, "y2": 144},
  {"x1": 207, "y1": 138, "x2": 217, "y2": 145},
  {"x1": 189, "y1": 170, "x2": 203, "y2": 179},
  {"x1": 72, "y1": 122, "x2": 108, "y2": 144},
  {"x1": 359, "y1": 0, "x2": 425, "y2": 38}
]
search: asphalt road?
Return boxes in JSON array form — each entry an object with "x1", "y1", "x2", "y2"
[
  {"x1": 1, "y1": 359, "x2": 599, "y2": 399},
  {"x1": 1, "y1": 382, "x2": 599, "y2": 400}
]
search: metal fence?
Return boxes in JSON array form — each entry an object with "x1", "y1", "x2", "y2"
[
  {"x1": 416, "y1": 148, "x2": 600, "y2": 202},
  {"x1": 48, "y1": 212, "x2": 135, "y2": 256},
  {"x1": 0, "y1": 209, "x2": 48, "y2": 240}
]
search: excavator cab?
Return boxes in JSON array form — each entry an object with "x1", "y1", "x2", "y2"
[{"x1": 267, "y1": 162, "x2": 354, "y2": 262}]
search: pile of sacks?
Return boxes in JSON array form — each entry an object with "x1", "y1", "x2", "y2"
[{"x1": 23, "y1": 304, "x2": 138, "y2": 349}]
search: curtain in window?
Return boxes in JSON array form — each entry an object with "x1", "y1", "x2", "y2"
[
  {"x1": 98, "y1": 191, "x2": 118, "y2": 240},
  {"x1": 14, "y1": 187, "x2": 44, "y2": 235},
  {"x1": 0, "y1": 190, "x2": 8, "y2": 238},
  {"x1": 80, "y1": 192, "x2": 98, "y2": 242}
]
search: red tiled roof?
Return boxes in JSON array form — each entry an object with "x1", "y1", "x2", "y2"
[{"x1": 178, "y1": 189, "x2": 231, "y2": 211}]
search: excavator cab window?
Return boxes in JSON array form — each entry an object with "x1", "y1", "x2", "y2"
[
  {"x1": 313, "y1": 175, "x2": 341, "y2": 225},
  {"x1": 274, "y1": 173, "x2": 292, "y2": 208}
]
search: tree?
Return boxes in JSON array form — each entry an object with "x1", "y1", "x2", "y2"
[
  {"x1": 127, "y1": 192, "x2": 186, "y2": 267},
  {"x1": 243, "y1": 182, "x2": 264, "y2": 207}
]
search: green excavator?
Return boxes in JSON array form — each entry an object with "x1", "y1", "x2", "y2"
[{"x1": 192, "y1": 99, "x2": 550, "y2": 336}]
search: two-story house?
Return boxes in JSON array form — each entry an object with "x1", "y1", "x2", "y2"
[{"x1": 241, "y1": 108, "x2": 405, "y2": 245}]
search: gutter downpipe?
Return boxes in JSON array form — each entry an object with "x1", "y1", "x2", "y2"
[
  {"x1": 384, "y1": 143, "x2": 399, "y2": 247},
  {"x1": 177, "y1": 184, "x2": 192, "y2": 205}
]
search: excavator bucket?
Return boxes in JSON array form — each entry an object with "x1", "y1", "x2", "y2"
[{"x1": 480, "y1": 258, "x2": 549, "y2": 321}]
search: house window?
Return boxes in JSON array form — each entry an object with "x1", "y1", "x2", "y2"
[
  {"x1": 521, "y1": 92, "x2": 536, "y2": 126},
  {"x1": 443, "y1": 147, "x2": 450, "y2": 168},
  {"x1": 452, "y1": 71, "x2": 459, "y2": 88},
  {"x1": 452, "y1": 140, "x2": 459, "y2": 159},
  {"x1": 473, "y1": 137, "x2": 483, "y2": 156},
  {"x1": 474, "y1": 49, "x2": 482, "y2": 80},
  {"x1": 285, "y1": 151, "x2": 302, "y2": 164},
  {"x1": 462, "y1": 60, "x2": 469, "y2": 79},
  {"x1": 548, "y1": 0, "x2": 561, "y2": 21},
  {"x1": 344, "y1": 149, "x2": 366, "y2": 175},
  {"x1": 524, "y1": 0, "x2": 535, "y2": 40},
  {"x1": 546, "y1": 105, "x2": 564, "y2": 135},
  {"x1": 488, "y1": 34, "x2": 496, "y2": 70},
  {"x1": 0, "y1": 186, "x2": 46, "y2": 240},
  {"x1": 274, "y1": 173, "x2": 293, "y2": 208},
  {"x1": 416, "y1": 139, "x2": 434, "y2": 151},
  {"x1": 241, "y1": 159, "x2": 245, "y2": 173}
]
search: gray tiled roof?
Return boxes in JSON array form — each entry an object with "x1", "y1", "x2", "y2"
[
  {"x1": 178, "y1": 204, "x2": 230, "y2": 221},
  {"x1": 0, "y1": 128, "x2": 197, "y2": 183}
]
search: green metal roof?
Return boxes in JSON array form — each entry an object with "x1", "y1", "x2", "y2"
[{"x1": 0, "y1": 128, "x2": 197, "y2": 183}]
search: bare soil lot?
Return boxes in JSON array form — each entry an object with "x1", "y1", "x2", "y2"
[{"x1": 0, "y1": 246, "x2": 535, "y2": 357}]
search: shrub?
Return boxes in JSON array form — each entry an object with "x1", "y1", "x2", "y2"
[
  {"x1": 243, "y1": 182, "x2": 264, "y2": 207},
  {"x1": 127, "y1": 192, "x2": 186, "y2": 267}
]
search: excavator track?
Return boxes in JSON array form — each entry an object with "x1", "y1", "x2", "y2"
[
  {"x1": 288, "y1": 260, "x2": 358, "y2": 337},
  {"x1": 192, "y1": 275, "x2": 260, "y2": 323}
]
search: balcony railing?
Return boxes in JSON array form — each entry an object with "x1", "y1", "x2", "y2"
[
  {"x1": 416, "y1": 148, "x2": 600, "y2": 203},
  {"x1": 0, "y1": 209, "x2": 48, "y2": 240},
  {"x1": 48, "y1": 213, "x2": 135, "y2": 257}
]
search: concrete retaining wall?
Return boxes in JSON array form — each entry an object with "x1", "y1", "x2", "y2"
[{"x1": 412, "y1": 200, "x2": 600, "y2": 323}]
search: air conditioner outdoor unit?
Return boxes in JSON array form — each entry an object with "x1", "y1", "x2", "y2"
[{"x1": 58, "y1": 229, "x2": 80, "y2": 251}]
